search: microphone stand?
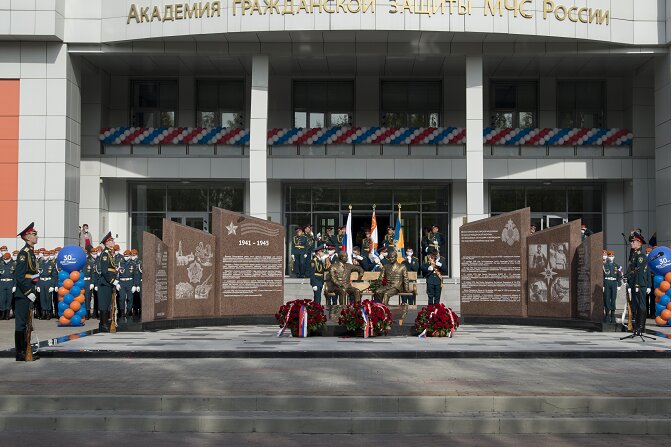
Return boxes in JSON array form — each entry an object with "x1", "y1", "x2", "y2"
[{"x1": 620, "y1": 252, "x2": 663, "y2": 342}]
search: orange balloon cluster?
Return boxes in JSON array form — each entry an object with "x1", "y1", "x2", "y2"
[
  {"x1": 57, "y1": 270, "x2": 87, "y2": 326},
  {"x1": 654, "y1": 272, "x2": 672, "y2": 327}
]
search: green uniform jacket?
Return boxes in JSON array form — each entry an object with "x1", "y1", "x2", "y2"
[{"x1": 13, "y1": 244, "x2": 38, "y2": 299}]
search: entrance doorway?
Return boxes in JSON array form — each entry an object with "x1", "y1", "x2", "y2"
[
  {"x1": 343, "y1": 213, "x2": 392, "y2": 250},
  {"x1": 166, "y1": 212, "x2": 210, "y2": 232},
  {"x1": 530, "y1": 214, "x2": 568, "y2": 232}
]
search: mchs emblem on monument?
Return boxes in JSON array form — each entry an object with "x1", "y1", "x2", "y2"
[{"x1": 501, "y1": 219, "x2": 520, "y2": 246}]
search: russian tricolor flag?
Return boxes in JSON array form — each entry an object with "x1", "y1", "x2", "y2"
[
  {"x1": 344, "y1": 209, "x2": 353, "y2": 264},
  {"x1": 370, "y1": 207, "x2": 379, "y2": 258},
  {"x1": 298, "y1": 305, "x2": 308, "y2": 338}
]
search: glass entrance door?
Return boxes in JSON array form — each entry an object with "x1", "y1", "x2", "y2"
[
  {"x1": 166, "y1": 212, "x2": 210, "y2": 232},
  {"x1": 531, "y1": 214, "x2": 567, "y2": 231}
]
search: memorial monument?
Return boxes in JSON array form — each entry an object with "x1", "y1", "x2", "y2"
[
  {"x1": 141, "y1": 208, "x2": 284, "y2": 323},
  {"x1": 576, "y1": 232, "x2": 604, "y2": 322},
  {"x1": 526, "y1": 220, "x2": 581, "y2": 318},
  {"x1": 460, "y1": 208, "x2": 530, "y2": 317}
]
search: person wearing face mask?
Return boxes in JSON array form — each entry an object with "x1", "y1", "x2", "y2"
[
  {"x1": 602, "y1": 250, "x2": 622, "y2": 323},
  {"x1": 79, "y1": 224, "x2": 92, "y2": 250},
  {"x1": 602, "y1": 250, "x2": 607, "y2": 264},
  {"x1": 309, "y1": 245, "x2": 326, "y2": 305},
  {"x1": 117, "y1": 249, "x2": 136, "y2": 321},
  {"x1": 131, "y1": 249, "x2": 142, "y2": 319},
  {"x1": 0, "y1": 245, "x2": 7, "y2": 259},
  {"x1": 0, "y1": 253, "x2": 15, "y2": 320},
  {"x1": 402, "y1": 247, "x2": 419, "y2": 274}
]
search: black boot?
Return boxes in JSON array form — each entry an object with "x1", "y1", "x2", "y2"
[
  {"x1": 602, "y1": 309, "x2": 608, "y2": 323},
  {"x1": 2, "y1": 310, "x2": 7, "y2": 320},
  {"x1": 86, "y1": 310, "x2": 91, "y2": 320},
  {"x1": 98, "y1": 311, "x2": 109, "y2": 333},
  {"x1": 609, "y1": 310, "x2": 615, "y2": 324},
  {"x1": 14, "y1": 331, "x2": 25, "y2": 361}
]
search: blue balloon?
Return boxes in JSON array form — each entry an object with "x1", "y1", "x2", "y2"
[
  {"x1": 57, "y1": 301, "x2": 68, "y2": 313},
  {"x1": 666, "y1": 289, "x2": 671, "y2": 297},
  {"x1": 70, "y1": 315, "x2": 82, "y2": 326},
  {"x1": 63, "y1": 294, "x2": 74, "y2": 304},
  {"x1": 653, "y1": 275, "x2": 664, "y2": 289},
  {"x1": 648, "y1": 247, "x2": 671, "y2": 277},
  {"x1": 58, "y1": 281, "x2": 63, "y2": 288},
  {"x1": 58, "y1": 270, "x2": 70, "y2": 281},
  {"x1": 56, "y1": 246, "x2": 86, "y2": 273},
  {"x1": 70, "y1": 286, "x2": 81, "y2": 297},
  {"x1": 659, "y1": 295, "x2": 671, "y2": 308},
  {"x1": 76, "y1": 308, "x2": 86, "y2": 318},
  {"x1": 655, "y1": 303, "x2": 665, "y2": 316},
  {"x1": 75, "y1": 279, "x2": 86, "y2": 289}
]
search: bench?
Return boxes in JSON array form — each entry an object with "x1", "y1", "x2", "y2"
[{"x1": 323, "y1": 270, "x2": 418, "y2": 305}]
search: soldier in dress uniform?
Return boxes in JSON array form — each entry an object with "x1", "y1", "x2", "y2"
[
  {"x1": 421, "y1": 248, "x2": 448, "y2": 305},
  {"x1": 335, "y1": 226, "x2": 345, "y2": 252},
  {"x1": 91, "y1": 246, "x2": 101, "y2": 318},
  {"x1": 428, "y1": 224, "x2": 445, "y2": 256},
  {"x1": 626, "y1": 232, "x2": 651, "y2": 335},
  {"x1": 402, "y1": 247, "x2": 419, "y2": 273},
  {"x1": 98, "y1": 232, "x2": 121, "y2": 332},
  {"x1": 13, "y1": 222, "x2": 40, "y2": 361},
  {"x1": 37, "y1": 249, "x2": 55, "y2": 320},
  {"x1": 645, "y1": 247, "x2": 656, "y2": 318},
  {"x1": 83, "y1": 247, "x2": 95, "y2": 319},
  {"x1": 304, "y1": 225, "x2": 315, "y2": 252},
  {"x1": 580, "y1": 224, "x2": 593, "y2": 241},
  {"x1": 0, "y1": 253, "x2": 15, "y2": 320},
  {"x1": 352, "y1": 246, "x2": 374, "y2": 272},
  {"x1": 361, "y1": 229, "x2": 372, "y2": 255},
  {"x1": 117, "y1": 249, "x2": 136, "y2": 320},
  {"x1": 322, "y1": 226, "x2": 336, "y2": 248},
  {"x1": 602, "y1": 250, "x2": 622, "y2": 323},
  {"x1": 379, "y1": 246, "x2": 391, "y2": 267},
  {"x1": 113, "y1": 244, "x2": 123, "y2": 265},
  {"x1": 309, "y1": 244, "x2": 327, "y2": 304},
  {"x1": 291, "y1": 227, "x2": 307, "y2": 278},
  {"x1": 48, "y1": 250, "x2": 59, "y2": 320},
  {"x1": 11, "y1": 250, "x2": 18, "y2": 262},
  {"x1": 0, "y1": 246, "x2": 7, "y2": 260},
  {"x1": 131, "y1": 249, "x2": 142, "y2": 319},
  {"x1": 383, "y1": 226, "x2": 395, "y2": 252},
  {"x1": 421, "y1": 227, "x2": 431, "y2": 259}
]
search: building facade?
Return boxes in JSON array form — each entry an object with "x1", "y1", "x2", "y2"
[{"x1": 0, "y1": 0, "x2": 669, "y2": 277}]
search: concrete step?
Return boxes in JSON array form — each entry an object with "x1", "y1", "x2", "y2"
[
  {"x1": 1, "y1": 395, "x2": 667, "y2": 435},
  {"x1": 0, "y1": 395, "x2": 668, "y2": 415},
  {"x1": 0, "y1": 410, "x2": 668, "y2": 434}
]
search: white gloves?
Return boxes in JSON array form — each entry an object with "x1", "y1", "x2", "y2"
[
  {"x1": 291, "y1": 255, "x2": 295, "y2": 261},
  {"x1": 428, "y1": 266, "x2": 434, "y2": 271},
  {"x1": 136, "y1": 286, "x2": 140, "y2": 292},
  {"x1": 602, "y1": 287, "x2": 605, "y2": 292},
  {"x1": 27, "y1": 292, "x2": 36, "y2": 302},
  {"x1": 12, "y1": 286, "x2": 16, "y2": 293},
  {"x1": 406, "y1": 256, "x2": 411, "y2": 262},
  {"x1": 49, "y1": 287, "x2": 54, "y2": 293},
  {"x1": 90, "y1": 284, "x2": 94, "y2": 290},
  {"x1": 131, "y1": 286, "x2": 137, "y2": 293},
  {"x1": 436, "y1": 261, "x2": 442, "y2": 267},
  {"x1": 36, "y1": 287, "x2": 40, "y2": 293},
  {"x1": 355, "y1": 255, "x2": 363, "y2": 261},
  {"x1": 647, "y1": 288, "x2": 651, "y2": 294},
  {"x1": 617, "y1": 287, "x2": 622, "y2": 291},
  {"x1": 112, "y1": 280, "x2": 121, "y2": 291},
  {"x1": 94, "y1": 286, "x2": 98, "y2": 291},
  {"x1": 303, "y1": 254, "x2": 307, "y2": 258},
  {"x1": 312, "y1": 286, "x2": 318, "y2": 291},
  {"x1": 316, "y1": 233, "x2": 321, "y2": 239}
]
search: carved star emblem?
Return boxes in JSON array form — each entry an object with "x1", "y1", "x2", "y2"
[
  {"x1": 540, "y1": 266, "x2": 557, "y2": 285},
  {"x1": 226, "y1": 221, "x2": 238, "y2": 235}
]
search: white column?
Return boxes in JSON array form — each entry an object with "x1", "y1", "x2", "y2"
[
  {"x1": 465, "y1": 55, "x2": 486, "y2": 222},
  {"x1": 654, "y1": 53, "x2": 671, "y2": 247},
  {"x1": 249, "y1": 55, "x2": 269, "y2": 219}
]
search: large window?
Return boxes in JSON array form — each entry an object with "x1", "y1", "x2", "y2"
[
  {"x1": 490, "y1": 184, "x2": 603, "y2": 232},
  {"x1": 129, "y1": 182, "x2": 244, "y2": 254},
  {"x1": 557, "y1": 80, "x2": 604, "y2": 128},
  {"x1": 381, "y1": 81, "x2": 441, "y2": 127},
  {"x1": 197, "y1": 80, "x2": 245, "y2": 128},
  {"x1": 293, "y1": 80, "x2": 353, "y2": 128},
  {"x1": 285, "y1": 184, "x2": 451, "y2": 274},
  {"x1": 131, "y1": 80, "x2": 178, "y2": 127},
  {"x1": 490, "y1": 81, "x2": 537, "y2": 128}
]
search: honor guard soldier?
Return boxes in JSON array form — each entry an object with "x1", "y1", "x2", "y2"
[
  {"x1": 113, "y1": 244, "x2": 123, "y2": 265},
  {"x1": 131, "y1": 249, "x2": 142, "y2": 318},
  {"x1": 383, "y1": 226, "x2": 395, "y2": 252},
  {"x1": 98, "y1": 232, "x2": 121, "y2": 332},
  {"x1": 48, "y1": 250, "x2": 59, "y2": 319},
  {"x1": 91, "y1": 247, "x2": 102, "y2": 318},
  {"x1": 0, "y1": 252, "x2": 15, "y2": 320},
  {"x1": 83, "y1": 247, "x2": 95, "y2": 319},
  {"x1": 421, "y1": 248, "x2": 447, "y2": 305},
  {"x1": 428, "y1": 224, "x2": 445, "y2": 256},
  {"x1": 602, "y1": 250, "x2": 622, "y2": 323},
  {"x1": 627, "y1": 232, "x2": 651, "y2": 335},
  {"x1": 335, "y1": 226, "x2": 345, "y2": 252},
  {"x1": 13, "y1": 222, "x2": 39, "y2": 361},
  {"x1": 37, "y1": 249, "x2": 55, "y2": 319},
  {"x1": 291, "y1": 227, "x2": 307, "y2": 278},
  {"x1": 403, "y1": 247, "x2": 419, "y2": 273},
  {"x1": 580, "y1": 224, "x2": 593, "y2": 241},
  {"x1": 304, "y1": 225, "x2": 315, "y2": 252},
  {"x1": 118, "y1": 249, "x2": 136, "y2": 320},
  {"x1": 361, "y1": 229, "x2": 372, "y2": 254},
  {"x1": 309, "y1": 245, "x2": 327, "y2": 304}
]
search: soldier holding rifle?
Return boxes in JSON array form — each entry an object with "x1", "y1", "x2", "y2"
[
  {"x1": 98, "y1": 232, "x2": 121, "y2": 332},
  {"x1": 13, "y1": 222, "x2": 39, "y2": 361}
]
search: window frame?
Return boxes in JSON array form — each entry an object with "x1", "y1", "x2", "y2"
[
  {"x1": 380, "y1": 80, "x2": 442, "y2": 128},
  {"x1": 556, "y1": 79, "x2": 606, "y2": 128},
  {"x1": 129, "y1": 79, "x2": 179, "y2": 128},
  {"x1": 195, "y1": 78, "x2": 246, "y2": 128},
  {"x1": 292, "y1": 79, "x2": 355, "y2": 128},
  {"x1": 489, "y1": 79, "x2": 539, "y2": 129}
]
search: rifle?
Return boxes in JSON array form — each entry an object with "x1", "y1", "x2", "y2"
[
  {"x1": 25, "y1": 303, "x2": 34, "y2": 362},
  {"x1": 623, "y1": 287, "x2": 633, "y2": 332},
  {"x1": 110, "y1": 288, "x2": 118, "y2": 333}
]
